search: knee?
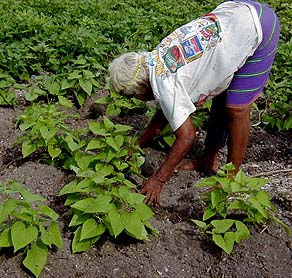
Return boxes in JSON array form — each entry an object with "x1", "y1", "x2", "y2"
[{"x1": 226, "y1": 105, "x2": 251, "y2": 120}]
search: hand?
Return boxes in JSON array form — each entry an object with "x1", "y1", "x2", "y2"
[{"x1": 141, "y1": 172, "x2": 168, "y2": 206}]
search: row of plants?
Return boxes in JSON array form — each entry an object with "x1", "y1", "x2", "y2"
[
  {"x1": 1, "y1": 101, "x2": 156, "y2": 277},
  {"x1": 1, "y1": 101, "x2": 290, "y2": 276}
]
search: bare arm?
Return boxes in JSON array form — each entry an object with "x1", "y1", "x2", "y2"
[
  {"x1": 138, "y1": 109, "x2": 169, "y2": 148},
  {"x1": 141, "y1": 116, "x2": 196, "y2": 205},
  {"x1": 157, "y1": 116, "x2": 196, "y2": 180}
]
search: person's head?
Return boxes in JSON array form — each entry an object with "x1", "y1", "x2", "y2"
[{"x1": 108, "y1": 52, "x2": 152, "y2": 100}]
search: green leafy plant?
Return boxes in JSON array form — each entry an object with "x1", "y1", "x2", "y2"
[
  {"x1": 24, "y1": 56, "x2": 104, "y2": 106},
  {"x1": 95, "y1": 91, "x2": 146, "y2": 116},
  {"x1": 0, "y1": 181, "x2": 63, "y2": 277},
  {"x1": 16, "y1": 102, "x2": 83, "y2": 162},
  {"x1": 192, "y1": 163, "x2": 290, "y2": 255},
  {"x1": 0, "y1": 91, "x2": 16, "y2": 106},
  {"x1": 58, "y1": 116, "x2": 156, "y2": 252}
]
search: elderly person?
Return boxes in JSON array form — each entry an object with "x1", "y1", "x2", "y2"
[{"x1": 108, "y1": 0, "x2": 280, "y2": 205}]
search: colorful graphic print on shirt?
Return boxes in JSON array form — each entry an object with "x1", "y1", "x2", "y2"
[{"x1": 150, "y1": 13, "x2": 222, "y2": 77}]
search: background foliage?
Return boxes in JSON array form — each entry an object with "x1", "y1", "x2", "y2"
[{"x1": 0, "y1": 0, "x2": 290, "y2": 130}]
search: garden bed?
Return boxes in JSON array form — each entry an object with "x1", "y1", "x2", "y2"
[{"x1": 0, "y1": 97, "x2": 291, "y2": 278}]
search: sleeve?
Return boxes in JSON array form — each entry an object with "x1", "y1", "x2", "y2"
[{"x1": 155, "y1": 74, "x2": 196, "y2": 131}]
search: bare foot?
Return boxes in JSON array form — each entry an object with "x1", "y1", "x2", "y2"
[{"x1": 175, "y1": 159, "x2": 217, "y2": 174}]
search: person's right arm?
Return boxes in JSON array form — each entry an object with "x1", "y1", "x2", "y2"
[{"x1": 137, "y1": 109, "x2": 168, "y2": 148}]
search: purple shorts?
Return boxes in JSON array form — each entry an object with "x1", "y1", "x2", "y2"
[{"x1": 226, "y1": 0, "x2": 281, "y2": 106}]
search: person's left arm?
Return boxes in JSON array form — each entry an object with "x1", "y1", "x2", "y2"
[{"x1": 141, "y1": 116, "x2": 196, "y2": 205}]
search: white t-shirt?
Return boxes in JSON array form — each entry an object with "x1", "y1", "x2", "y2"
[{"x1": 148, "y1": 1, "x2": 263, "y2": 131}]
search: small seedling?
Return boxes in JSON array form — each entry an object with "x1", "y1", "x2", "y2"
[{"x1": 0, "y1": 181, "x2": 63, "y2": 277}]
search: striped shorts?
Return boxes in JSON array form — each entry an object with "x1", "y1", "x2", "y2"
[{"x1": 226, "y1": 0, "x2": 281, "y2": 106}]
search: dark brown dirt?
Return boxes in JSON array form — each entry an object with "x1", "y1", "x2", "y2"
[{"x1": 0, "y1": 97, "x2": 291, "y2": 278}]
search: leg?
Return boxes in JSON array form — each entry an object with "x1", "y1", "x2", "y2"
[
  {"x1": 226, "y1": 104, "x2": 251, "y2": 174},
  {"x1": 177, "y1": 92, "x2": 228, "y2": 173}
]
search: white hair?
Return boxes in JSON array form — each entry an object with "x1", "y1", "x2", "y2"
[{"x1": 108, "y1": 52, "x2": 149, "y2": 95}]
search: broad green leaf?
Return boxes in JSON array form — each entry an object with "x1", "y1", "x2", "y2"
[
  {"x1": 215, "y1": 177, "x2": 232, "y2": 192},
  {"x1": 80, "y1": 219, "x2": 106, "y2": 241},
  {"x1": 82, "y1": 69, "x2": 94, "y2": 78},
  {"x1": 23, "y1": 240, "x2": 48, "y2": 278},
  {"x1": 47, "y1": 82, "x2": 60, "y2": 95},
  {"x1": 130, "y1": 193, "x2": 146, "y2": 204},
  {"x1": 133, "y1": 203, "x2": 154, "y2": 221},
  {"x1": 106, "y1": 137, "x2": 120, "y2": 151},
  {"x1": 11, "y1": 222, "x2": 38, "y2": 252},
  {"x1": 95, "y1": 96, "x2": 110, "y2": 104},
  {"x1": 69, "y1": 212, "x2": 91, "y2": 227},
  {"x1": 249, "y1": 196, "x2": 268, "y2": 218},
  {"x1": 39, "y1": 126, "x2": 50, "y2": 140},
  {"x1": 68, "y1": 70, "x2": 82, "y2": 80},
  {"x1": 48, "y1": 145, "x2": 61, "y2": 160},
  {"x1": 163, "y1": 135, "x2": 175, "y2": 147},
  {"x1": 106, "y1": 104, "x2": 120, "y2": 116},
  {"x1": 13, "y1": 208, "x2": 34, "y2": 222},
  {"x1": 59, "y1": 179, "x2": 94, "y2": 195},
  {"x1": 234, "y1": 170, "x2": 247, "y2": 184},
  {"x1": 247, "y1": 178, "x2": 268, "y2": 190},
  {"x1": 0, "y1": 199, "x2": 18, "y2": 224},
  {"x1": 211, "y1": 219, "x2": 235, "y2": 234},
  {"x1": 64, "y1": 194, "x2": 81, "y2": 206},
  {"x1": 112, "y1": 160, "x2": 128, "y2": 171},
  {"x1": 114, "y1": 124, "x2": 132, "y2": 133},
  {"x1": 137, "y1": 155, "x2": 145, "y2": 167},
  {"x1": 49, "y1": 221, "x2": 63, "y2": 249},
  {"x1": 86, "y1": 139, "x2": 104, "y2": 150},
  {"x1": 71, "y1": 198, "x2": 96, "y2": 211},
  {"x1": 196, "y1": 176, "x2": 217, "y2": 187},
  {"x1": 20, "y1": 190, "x2": 46, "y2": 203},
  {"x1": 75, "y1": 155, "x2": 94, "y2": 170},
  {"x1": 284, "y1": 115, "x2": 292, "y2": 130},
  {"x1": 106, "y1": 149, "x2": 116, "y2": 161},
  {"x1": 85, "y1": 195, "x2": 112, "y2": 214},
  {"x1": 61, "y1": 79, "x2": 75, "y2": 90},
  {"x1": 79, "y1": 78, "x2": 92, "y2": 95},
  {"x1": 88, "y1": 121, "x2": 108, "y2": 136},
  {"x1": 230, "y1": 182, "x2": 241, "y2": 192},
  {"x1": 213, "y1": 232, "x2": 235, "y2": 255},
  {"x1": 234, "y1": 221, "x2": 250, "y2": 243},
  {"x1": 203, "y1": 207, "x2": 216, "y2": 221},
  {"x1": 228, "y1": 200, "x2": 248, "y2": 211},
  {"x1": 121, "y1": 212, "x2": 147, "y2": 240},
  {"x1": 38, "y1": 205, "x2": 59, "y2": 221},
  {"x1": 72, "y1": 226, "x2": 99, "y2": 253},
  {"x1": 58, "y1": 180, "x2": 78, "y2": 195},
  {"x1": 0, "y1": 228, "x2": 13, "y2": 248},
  {"x1": 211, "y1": 188, "x2": 226, "y2": 208},
  {"x1": 67, "y1": 140, "x2": 81, "y2": 152},
  {"x1": 9, "y1": 181, "x2": 30, "y2": 194},
  {"x1": 118, "y1": 186, "x2": 133, "y2": 204},
  {"x1": 19, "y1": 121, "x2": 35, "y2": 131},
  {"x1": 58, "y1": 95, "x2": 73, "y2": 108},
  {"x1": 115, "y1": 135, "x2": 124, "y2": 149},
  {"x1": 22, "y1": 141, "x2": 37, "y2": 158},
  {"x1": 108, "y1": 207, "x2": 124, "y2": 237},
  {"x1": 255, "y1": 191, "x2": 272, "y2": 208},
  {"x1": 103, "y1": 116, "x2": 114, "y2": 130},
  {"x1": 40, "y1": 225, "x2": 52, "y2": 247},
  {"x1": 192, "y1": 219, "x2": 207, "y2": 230}
]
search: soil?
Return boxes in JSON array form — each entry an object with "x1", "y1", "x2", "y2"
[{"x1": 0, "y1": 95, "x2": 292, "y2": 278}]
